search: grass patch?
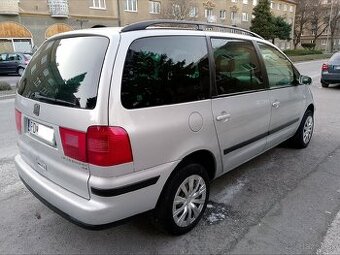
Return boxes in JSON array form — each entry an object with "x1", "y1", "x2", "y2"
[
  {"x1": 284, "y1": 49, "x2": 323, "y2": 56},
  {"x1": 289, "y1": 53, "x2": 332, "y2": 63},
  {"x1": 0, "y1": 81, "x2": 12, "y2": 91}
]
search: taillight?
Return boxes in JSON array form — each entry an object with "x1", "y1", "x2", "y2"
[
  {"x1": 322, "y1": 63, "x2": 329, "y2": 71},
  {"x1": 60, "y1": 127, "x2": 87, "y2": 162},
  {"x1": 59, "y1": 126, "x2": 133, "y2": 167},
  {"x1": 15, "y1": 109, "x2": 22, "y2": 134},
  {"x1": 87, "y1": 126, "x2": 133, "y2": 166}
]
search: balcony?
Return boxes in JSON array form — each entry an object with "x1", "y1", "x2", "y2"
[
  {"x1": 0, "y1": 0, "x2": 19, "y2": 15},
  {"x1": 48, "y1": 0, "x2": 69, "y2": 18}
]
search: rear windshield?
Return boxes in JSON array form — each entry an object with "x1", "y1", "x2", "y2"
[
  {"x1": 330, "y1": 53, "x2": 340, "y2": 64},
  {"x1": 18, "y1": 36, "x2": 109, "y2": 109}
]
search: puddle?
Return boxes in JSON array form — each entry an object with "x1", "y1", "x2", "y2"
[{"x1": 203, "y1": 201, "x2": 241, "y2": 225}]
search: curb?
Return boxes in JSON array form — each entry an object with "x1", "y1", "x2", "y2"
[{"x1": 0, "y1": 93, "x2": 16, "y2": 100}]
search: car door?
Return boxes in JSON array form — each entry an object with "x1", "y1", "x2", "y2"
[
  {"x1": 211, "y1": 38, "x2": 271, "y2": 173},
  {"x1": 7, "y1": 53, "x2": 19, "y2": 73},
  {"x1": 0, "y1": 53, "x2": 8, "y2": 74},
  {"x1": 256, "y1": 43, "x2": 306, "y2": 148}
]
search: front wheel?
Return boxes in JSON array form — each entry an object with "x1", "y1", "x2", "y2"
[
  {"x1": 155, "y1": 163, "x2": 209, "y2": 235},
  {"x1": 288, "y1": 110, "x2": 314, "y2": 148},
  {"x1": 17, "y1": 67, "x2": 24, "y2": 76},
  {"x1": 321, "y1": 80, "x2": 329, "y2": 87}
]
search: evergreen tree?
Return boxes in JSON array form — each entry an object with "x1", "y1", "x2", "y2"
[
  {"x1": 250, "y1": 0, "x2": 274, "y2": 40},
  {"x1": 272, "y1": 16, "x2": 292, "y2": 44}
]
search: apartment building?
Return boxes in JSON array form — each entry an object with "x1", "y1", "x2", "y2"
[
  {"x1": 119, "y1": 0, "x2": 296, "y2": 49},
  {"x1": 0, "y1": 0, "x2": 119, "y2": 52},
  {"x1": 0, "y1": 0, "x2": 296, "y2": 52},
  {"x1": 299, "y1": 0, "x2": 340, "y2": 51}
]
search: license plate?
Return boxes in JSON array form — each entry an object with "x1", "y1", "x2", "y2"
[{"x1": 27, "y1": 119, "x2": 55, "y2": 146}]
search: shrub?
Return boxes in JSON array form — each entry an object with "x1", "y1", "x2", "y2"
[
  {"x1": 301, "y1": 43, "x2": 316, "y2": 50},
  {"x1": 0, "y1": 81, "x2": 12, "y2": 91},
  {"x1": 284, "y1": 49, "x2": 323, "y2": 56}
]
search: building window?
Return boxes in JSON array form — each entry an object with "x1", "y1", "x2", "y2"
[
  {"x1": 289, "y1": 5, "x2": 293, "y2": 12},
  {"x1": 253, "y1": 0, "x2": 257, "y2": 5},
  {"x1": 231, "y1": 0, "x2": 238, "y2": 3},
  {"x1": 231, "y1": 11, "x2": 237, "y2": 21},
  {"x1": 205, "y1": 9, "x2": 213, "y2": 18},
  {"x1": 125, "y1": 0, "x2": 137, "y2": 12},
  {"x1": 243, "y1": 0, "x2": 248, "y2": 4},
  {"x1": 220, "y1": 10, "x2": 226, "y2": 19},
  {"x1": 242, "y1": 12, "x2": 249, "y2": 21},
  {"x1": 321, "y1": 40, "x2": 326, "y2": 45},
  {"x1": 270, "y1": 1, "x2": 274, "y2": 9},
  {"x1": 91, "y1": 0, "x2": 106, "y2": 9},
  {"x1": 283, "y1": 4, "x2": 287, "y2": 11},
  {"x1": 189, "y1": 6, "x2": 198, "y2": 17},
  {"x1": 149, "y1": 1, "x2": 160, "y2": 14},
  {"x1": 277, "y1": 3, "x2": 281, "y2": 10}
]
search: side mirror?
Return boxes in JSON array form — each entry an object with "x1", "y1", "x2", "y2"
[{"x1": 300, "y1": 75, "x2": 312, "y2": 85}]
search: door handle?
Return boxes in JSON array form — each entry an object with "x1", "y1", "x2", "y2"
[
  {"x1": 272, "y1": 101, "x2": 280, "y2": 108},
  {"x1": 216, "y1": 113, "x2": 231, "y2": 121}
]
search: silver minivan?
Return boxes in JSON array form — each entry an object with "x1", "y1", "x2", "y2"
[{"x1": 15, "y1": 20, "x2": 314, "y2": 235}]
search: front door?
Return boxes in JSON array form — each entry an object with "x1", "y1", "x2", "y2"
[
  {"x1": 211, "y1": 38, "x2": 271, "y2": 173},
  {"x1": 257, "y1": 43, "x2": 306, "y2": 148}
]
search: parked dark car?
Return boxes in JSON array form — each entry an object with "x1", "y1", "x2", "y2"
[
  {"x1": 321, "y1": 52, "x2": 340, "y2": 87},
  {"x1": 0, "y1": 52, "x2": 32, "y2": 76}
]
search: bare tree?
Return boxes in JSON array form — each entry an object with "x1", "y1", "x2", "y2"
[
  {"x1": 329, "y1": 0, "x2": 340, "y2": 52},
  {"x1": 160, "y1": 0, "x2": 198, "y2": 20},
  {"x1": 309, "y1": 0, "x2": 329, "y2": 44},
  {"x1": 294, "y1": 0, "x2": 311, "y2": 49}
]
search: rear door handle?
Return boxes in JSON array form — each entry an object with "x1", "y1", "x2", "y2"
[
  {"x1": 272, "y1": 101, "x2": 280, "y2": 108},
  {"x1": 216, "y1": 113, "x2": 231, "y2": 121}
]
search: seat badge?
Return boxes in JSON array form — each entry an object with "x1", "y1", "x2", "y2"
[{"x1": 33, "y1": 103, "x2": 40, "y2": 116}]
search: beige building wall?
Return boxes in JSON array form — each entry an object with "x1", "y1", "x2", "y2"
[{"x1": 118, "y1": 0, "x2": 296, "y2": 49}]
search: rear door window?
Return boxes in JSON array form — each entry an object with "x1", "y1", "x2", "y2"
[
  {"x1": 18, "y1": 36, "x2": 109, "y2": 109},
  {"x1": 211, "y1": 38, "x2": 265, "y2": 95},
  {"x1": 121, "y1": 36, "x2": 210, "y2": 109}
]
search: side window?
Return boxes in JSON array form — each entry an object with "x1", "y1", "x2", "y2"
[
  {"x1": 121, "y1": 36, "x2": 210, "y2": 109},
  {"x1": 7, "y1": 54, "x2": 17, "y2": 61},
  {"x1": 0, "y1": 54, "x2": 6, "y2": 61},
  {"x1": 258, "y1": 43, "x2": 295, "y2": 88},
  {"x1": 211, "y1": 38, "x2": 265, "y2": 95}
]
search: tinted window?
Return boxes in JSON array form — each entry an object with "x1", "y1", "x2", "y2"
[
  {"x1": 18, "y1": 36, "x2": 109, "y2": 109},
  {"x1": 329, "y1": 53, "x2": 340, "y2": 64},
  {"x1": 211, "y1": 38, "x2": 265, "y2": 95},
  {"x1": 121, "y1": 36, "x2": 210, "y2": 109},
  {"x1": 258, "y1": 43, "x2": 295, "y2": 88}
]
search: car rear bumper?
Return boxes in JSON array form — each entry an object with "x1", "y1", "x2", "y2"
[
  {"x1": 321, "y1": 72, "x2": 340, "y2": 83},
  {"x1": 15, "y1": 154, "x2": 175, "y2": 227}
]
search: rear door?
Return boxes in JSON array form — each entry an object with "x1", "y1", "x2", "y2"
[
  {"x1": 256, "y1": 43, "x2": 306, "y2": 148},
  {"x1": 16, "y1": 36, "x2": 110, "y2": 199},
  {"x1": 211, "y1": 38, "x2": 271, "y2": 172}
]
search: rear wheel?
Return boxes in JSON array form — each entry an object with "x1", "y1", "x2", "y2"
[
  {"x1": 288, "y1": 110, "x2": 314, "y2": 148},
  {"x1": 321, "y1": 80, "x2": 329, "y2": 87},
  {"x1": 17, "y1": 67, "x2": 24, "y2": 76},
  {"x1": 155, "y1": 162, "x2": 209, "y2": 235}
]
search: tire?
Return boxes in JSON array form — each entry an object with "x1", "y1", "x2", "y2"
[
  {"x1": 155, "y1": 162, "x2": 210, "y2": 235},
  {"x1": 288, "y1": 110, "x2": 314, "y2": 148},
  {"x1": 321, "y1": 81, "x2": 329, "y2": 88},
  {"x1": 17, "y1": 67, "x2": 24, "y2": 77}
]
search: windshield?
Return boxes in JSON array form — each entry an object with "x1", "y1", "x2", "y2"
[{"x1": 18, "y1": 36, "x2": 109, "y2": 109}]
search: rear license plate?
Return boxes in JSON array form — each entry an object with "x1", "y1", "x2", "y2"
[{"x1": 27, "y1": 119, "x2": 55, "y2": 146}]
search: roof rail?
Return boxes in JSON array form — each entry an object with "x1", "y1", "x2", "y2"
[{"x1": 121, "y1": 19, "x2": 263, "y2": 39}]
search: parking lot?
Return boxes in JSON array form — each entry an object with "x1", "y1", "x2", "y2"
[{"x1": 1, "y1": 59, "x2": 340, "y2": 254}]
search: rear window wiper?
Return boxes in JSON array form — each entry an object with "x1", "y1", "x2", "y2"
[{"x1": 31, "y1": 92, "x2": 78, "y2": 107}]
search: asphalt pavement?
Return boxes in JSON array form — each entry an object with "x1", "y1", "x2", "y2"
[{"x1": 0, "y1": 59, "x2": 340, "y2": 254}]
